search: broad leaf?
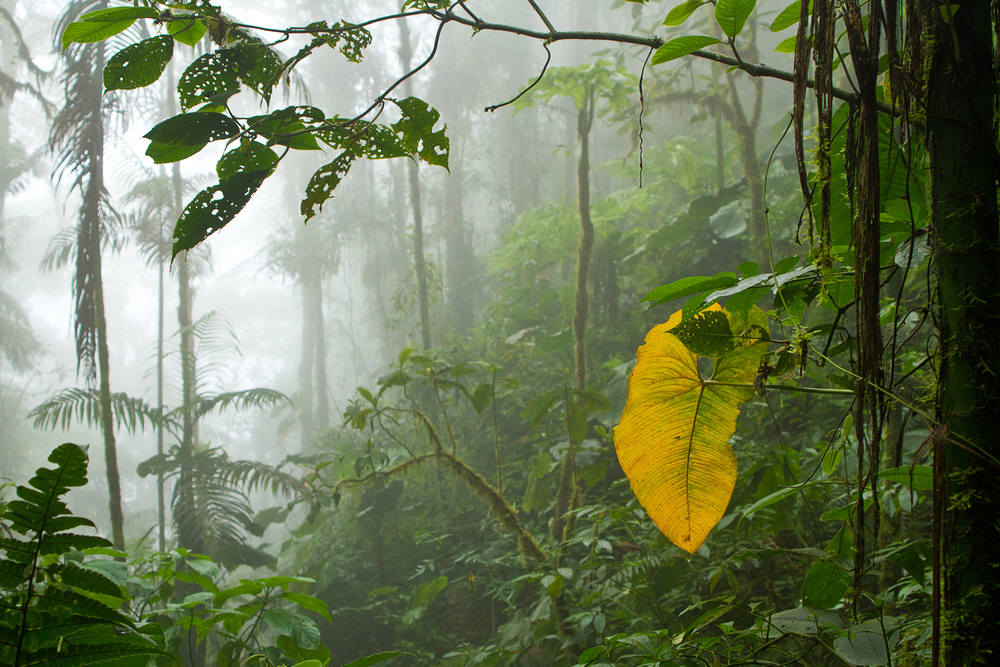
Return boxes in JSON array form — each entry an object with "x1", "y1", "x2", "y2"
[
  {"x1": 614, "y1": 304, "x2": 768, "y2": 554},
  {"x1": 392, "y1": 97, "x2": 450, "y2": 169},
  {"x1": 652, "y1": 35, "x2": 721, "y2": 65},
  {"x1": 173, "y1": 168, "x2": 272, "y2": 256},
  {"x1": 167, "y1": 14, "x2": 208, "y2": 46},
  {"x1": 144, "y1": 112, "x2": 240, "y2": 146},
  {"x1": 663, "y1": 1, "x2": 707, "y2": 27},
  {"x1": 105, "y1": 36, "x2": 174, "y2": 90},
  {"x1": 770, "y1": 0, "x2": 803, "y2": 31},
  {"x1": 714, "y1": 0, "x2": 758, "y2": 38},
  {"x1": 301, "y1": 153, "x2": 354, "y2": 221},
  {"x1": 61, "y1": 7, "x2": 159, "y2": 51},
  {"x1": 179, "y1": 51, "x2": 242, "y2": 111},
  {"x1": 641, "y1": 273, "x2": 739, "y2": 307}
]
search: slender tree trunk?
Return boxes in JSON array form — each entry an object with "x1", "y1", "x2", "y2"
[
  {"x1": 444, "y1": 139, "x2": 475, "y2": 333},
  {"x1": 926, "y1": 1, "x2": 1000, "y2": 663},
  {"x1": 552, "y1": 87, "x2": 595, "y2": 545},
  {"x1": 398, "y1": 19, "x2": 432, "y2": 350},
  {"x1": 312, "y1": 270, "x2": 329, "y2": 432},
  {"x1": 299, "y1": 256, "x2": 317, "y2": 450},
  {"x1": 83, "y1": 32, "x2": 125, "y2": 551}
]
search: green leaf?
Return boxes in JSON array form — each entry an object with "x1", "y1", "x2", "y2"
[
  {"x1": 283, "y1": 592, "x2": 333, "y2": 622},
  {"x1": 652, "y1": 35, "x2": 721, "y2": 65},
  {"x1": 179, "y1": 51, "x2": 242, "y2": 111},
  {"x1": 315, "y1": 121, "x2": 409, "y2": 160},
  {"x1": 833, "y1": 618, "x2": 901, "y2": 665},
  {"x1": 774, "y1": 35, "x2": 798, "y2": 53},
  {"x1": 248, "y1": 107, "x2": 325, "y2": 150},
  {"x1": 670, "y1": 309, "x2": 736, "y2": 358},
  {"x1": 341, "y1": 652, "x2": 406, "y2": 667},
  {"x1": 104, "y1": 36, "x2": 173, "y2": 90},
  {"x1": 471, "y1": 383, "x2": 494, "y2": 414},
  {"x1": 217, "y1": 141, "x2": 279, "y2": 180},
  {"x1": 663, "y1": 1, "x2": 707, "y2": 27},
  {"x1": 167, "y1": 14, "x2": 208, "y2": 46},
  {"x1": 641, "y1": 273, "x2": 739, "y2": 306},
  {"x1": 742, "y1": 480, "x2": 825, "y2": 519},
  {"x1": 228, "y1": 40, "x2": 284, "y2": 105},
  {"x1": 770, "y1": 1, "x2": 803, "y2": 32},
  {"x1": 172, "y1": 169, "x2": 272, "y2": 256},
  {"x1": 879, "y1": 465, "x2": 932, "y2": 491},
  {"x1": 714, "y1": 0, "x2": 758, "y2": 39},
  {"x1": 802, "y1": 528, "x2": 851, "y2": 608},
  {"x1": 145, "y1": 142, "x2": 205, "y2": 164},
  {"x1": 392, "y1": 97, "x2": 450, "y2": 169},
  {"x1": 301, "y1": 153, "x2": 354, "y2": 221},
  {"x1": 144, "y1": 112, "x2": 240, "y2": 147},
  {"x1": 61, "y1": 7, "x2": 159, "y2": 51}
]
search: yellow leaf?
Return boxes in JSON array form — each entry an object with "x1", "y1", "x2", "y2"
[{"x1": 614, "y1": 304, "x2": 767, "y2": 554}]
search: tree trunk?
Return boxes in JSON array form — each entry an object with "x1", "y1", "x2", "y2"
[
  {"x1": 552, "y1": 86, "x2": 595, "y2": 545},
  {"x1": 927, "y1": 1, "x2": 1000, "y2": 663},
  {"x1": 299, "y1": 255, "x2": 318, "y2": 450},
  {"x1": 83, "y1": 31, "x2": 125, "y2": 551},
  {"x1": 398, "y1": 19, "x2": 432, "y2": 350},
  {"x1": 444, "y1": 139, "x2": 475, "y2": 333}
]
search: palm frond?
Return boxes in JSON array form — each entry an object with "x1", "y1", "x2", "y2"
[
  {"x1": 0, "y1": 290, "x2": 39, "y2": 371},
  {"x1": 216, "y1": 457, "x2": 310, "y2": 500},
  {"x1": 29, "y1": 387, "x2": 173, "y2": 436},
  {"x1": 196, "y1": 388, "x2": 292, "y2": 419},
  {"x1": 173, "y1": 447, "x2": 276, "y2": 569}
]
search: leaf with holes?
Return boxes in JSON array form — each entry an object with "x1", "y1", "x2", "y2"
[
  {"x1": 248, "y1": 106, "x2": 325, "y2": 150},
  {"x1": 228, "y1": 40, "x2": 284, "y2": 104},
  {"x1": 391, "y1": 97, "x2": 450, "y2": 169},
  {"x1": 172, "y1": 168, "x2": 272, "y2": 256},
  {"x1": 301, "y1": 152, "x2": 354, "y2": 221},
  {"x1": 315, "y1": 121, "x2": 409, "y2": 160},
  {"x1": 179, "y1": 51, "x2": 242, "y2": 111},
  {"x1": 614, "y1": 303, "x2": 768, "y2": 554},
  {"x1": 104, "y1": 35, "x2": 173, "y2": 90},
  {"x1": 144, "y1": 112, "x2": 240, "y2": 146}
]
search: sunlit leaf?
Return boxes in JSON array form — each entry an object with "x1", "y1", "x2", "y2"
[{"x1": 614, "y1": 304, "x2": 768, "y2": 554}]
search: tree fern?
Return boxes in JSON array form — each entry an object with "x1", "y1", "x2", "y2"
[{"x1": 0, "y1": 443, "x2": 171, "y2": 666}]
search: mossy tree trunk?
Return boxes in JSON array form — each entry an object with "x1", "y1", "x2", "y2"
[{"x1": 926, "y1": 1, "x2": 1000, "y2": 663}]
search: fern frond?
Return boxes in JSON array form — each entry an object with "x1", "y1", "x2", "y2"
[
  {"x1": 215, "y1": 458, "x2": 309, "y2": 500},
  {"x1": 0, "y1": 444, "x2": 171, "y2": 666}
]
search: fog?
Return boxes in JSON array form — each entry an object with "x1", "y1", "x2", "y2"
[{"x1": 1, "y1": 0, "x2": 795, "y2": 562}]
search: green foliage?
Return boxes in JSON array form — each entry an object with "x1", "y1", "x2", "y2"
[{"x1": 0, "y1": 444, "x2": 169, "y2": 666}]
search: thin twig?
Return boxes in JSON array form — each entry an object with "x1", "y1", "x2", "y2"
[{"x1": 485, "y1": 43, "x2": 552, "y2": 113}]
